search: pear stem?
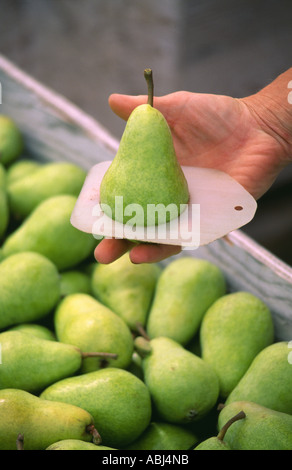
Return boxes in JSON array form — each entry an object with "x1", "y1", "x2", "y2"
[
  {"x1": 144, "y1": 68, "x2": 154, "y2": 107},
  {"x1": 135, "y1": 322, "x2": 150, "y2": 340},
  {"x1": 217, "y1": 411, "x2": 246, "y2": 442},
  {"x1": 16, "y1": 433, "x2": 24, "y2": 450},
  {"x1": 86, "y1": 424, "x2": 102, "y2": 445},
  {"x1": 81, "y1": 352, "x2": 118, "y2": 360}
]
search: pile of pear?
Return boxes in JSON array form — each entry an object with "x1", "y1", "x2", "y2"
[{"x1": 0, "y1": 115, "x2": 291, "y2": 451}]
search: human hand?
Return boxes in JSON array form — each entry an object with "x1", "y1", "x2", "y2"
[{"x1": 95, "y1": 74, "x2": 292, "y2": 265}]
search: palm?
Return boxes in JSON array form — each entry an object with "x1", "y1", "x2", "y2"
[{"x1": 94, "y1": 91, "x2": 286, "y2": 264}]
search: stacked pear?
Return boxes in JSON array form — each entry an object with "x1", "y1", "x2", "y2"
[
  {"x1": 54, "y1": 293, "x2": 134, "y2": 372},
  {"x1": 0, "y1": 251, "x2": 60, "y2": 330},
  {"x1": 0, "y1": 389, "x2": 100, "y2": 450},
  {"x1": 7, "y1": 161, "x2": 87, "y2": 219},
  {"x1": 146, "y1": 257, "x2": 226, "y2": 345},
  {"x1": 0, "y1": 115, "x2": 24, "y2": 167},
  {"x1": 0, "y1": 163, "x2": 9, "y2": 240},
  {"x1": 40, "y1": 368, "x2": 152, "y2": 449},
  {"x1": 200, "y1": 291, "x2": 274, "y2": 398},
  {"x1": 0, "y1": 330, "x2": 86, "y2": 393},
  {"x1": 217, "y1": 401, "x2": 292, "y2": 450},
  {"x1": 2, "y1": 195, "x2": 96, "y2": 270},
  {"x1": 134, "y1": 336, "x2": 220, "y2": 424},
  {"x1": 226, "y1": 342, "x2": 292, "y2": 414},
  {"x1": 91, "y1": 252, "x2": 161, "y2": 331}
]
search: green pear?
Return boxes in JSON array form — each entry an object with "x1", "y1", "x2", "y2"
[
  {"x1": 0, "y1": 330, "x2": 89, "y2": 392},
  {"x1": 2, "y1": 195, "x2": 96, "y2": 270},
  {"x1": 0, "y1": 251, "x2": 60, "y2": 330},
  {"x1": 0, "y1": 186, "x2": 9, "y2": 239},
  {"x1": 60, "y1": 269, "x2": 92, "y2": 297},
  {"x1": 200, "y1": 291, "x2": 274, "y2": 398},
  {"x1": 146, "y1": 257, "x2": 226, "y2": 345},
  {"x1": 124, "y1": 422, "x2": 199, "y2": 450},
  {"x1": 91, "y1": 252, "x2": 161, "y2": 330},
  {"x1": 0, "y1": 162, "x2": 6, "y2": 188},
  {"x1": 135, "y1": 336, "x2": 220, "y2": 424},
  {"x1": 40, "y1": 368, "x2": 152, "y2": 449},
  {"x1": 9, "y1": 323, "x2": 56, "y2": 341},
  {"x1": 54, "y1": 293, "x2": 101, "y2": 338},
  {"x1": 0, "y1": 389, "x2": 100, "y2": 450},
  {"x1": 7, "y1": 161, "x2": 87, "y2": 219},
  {"x1": 217, "y1": 401, "x2": 292, "y2": 450},
  {"x1": 100, "y1": 69, "x2": 189, "y2": 227},
  {"x1": 6, "y1": 158, "x2": 41, "y2": 186},
  {"x1": 226, "y1": 342, "x2": 292, "y2": 414},
  {"x1": 54, "y1": 293, "x2": 134, "y2": 372},
  {"x1": 46, "y1": 440, "x2": 116, "y2": 450},
  {"x1": 0, "y1": 115, "x2": 24, "y2": 167},
  {"x1": 194, "y1": 411, "x2": 246, "y2": 450}
]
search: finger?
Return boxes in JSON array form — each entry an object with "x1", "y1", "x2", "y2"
[
  {"x1": 108, "y1": 93, "x2": 172, "y2": 122},
  {"x1": 94, "y1": 238, "x2": 136, "y2": 264},
  {"x1": 129, "y1": 242, "x2": 182, "y2": 264},
  {"x1": 108, "y1": 94, "x2": 148, "y2": 121}
]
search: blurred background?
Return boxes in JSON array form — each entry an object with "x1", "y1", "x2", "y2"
[{"x1": 1, "y1": 0, "x2": 292, "y2": 264}]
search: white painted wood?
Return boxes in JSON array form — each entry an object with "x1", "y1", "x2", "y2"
[
  {"x1": 0, "y1": 53, "x2": 291, "y2": 341},
  {"x1": 71, "y1": 161, "x2": 257, "y2": 248}
]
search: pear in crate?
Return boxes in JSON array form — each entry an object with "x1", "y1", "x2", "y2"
[
  {"x1": 147, "y1": 257, "x2": 226, "y2": 345},
  {"x1": 0, "y1": 330, "x2": 88, "y2": 392},
  {"x1": 0, "y1": 389, "x2": 100, "y2": 450},
  {"x1": 124, "y1": 422, "x2": 199, "y2": 450},
  {"x1": 194, "y1": 411, "x2": 246, "y2": 450},
  {"x1": 0, "y1": 115, "x2": 24, "y2": 167},
  {"x1": 2, "y1": 195, "x2": 96, "y2": 270},
  {"x1": 6, "y1": 158, "x2": 41, "y2": 186},
  {"x1": 41, "y1": 368, "x2": 152, "y2": 449},
  {"x1": 9, "y1": 323, "x2": 56, "y2": 341},
  {"x1": 200, "y1": 291, "x2": 274, "y2": 397},
  {"x1": 226, "y1": 341, "x2": 292, "y2": 414},
  {"x1": 0, "y1": 251, "x2": 60, "y2": 330},
  {"x1": 8, "y1": 161, "x2": 87, "y2": 219},
  {"x1": 54, "y1": 293, "x2": 134, "y2": 372},
  {"x1": 135, "y1": 336, "x2": 219, "y2": 424},
  {"x1": 91, "y1": 252, "x2": 161, "y2": 330},
  {"x1": 100, "y1": 69, "x2": 189, "y2": 227},
  {"x1": 60, "y1": 269, "x2": 92, "y2": 297},
  {"x1": 46, "y1": 440, "x2": 116, "y2": 450},
  {"x1": 217, "y1": 401, "x2": 292, "y2": 450}
]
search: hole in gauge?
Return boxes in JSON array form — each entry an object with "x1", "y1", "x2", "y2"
[{"x1": 234, "y1": 206, "x2": 243, "y2": 211}]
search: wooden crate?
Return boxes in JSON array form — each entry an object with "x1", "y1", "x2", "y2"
[{"x1": 0, "y1": 53, "x2": 291, "y2": 342}]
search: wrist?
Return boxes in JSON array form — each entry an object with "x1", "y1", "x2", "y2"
[{"x1": 241, "y1": 68, "x2": 292, "y2": 161}]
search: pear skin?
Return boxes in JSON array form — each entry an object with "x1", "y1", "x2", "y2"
[
  {"x1": 200, "y1": 291, "x2": 274, "y2": 398},
  {"x1": 147, "y1": 257, "x2": 226, "y2": 345},
  {"x1": 0, "y1": 389, "x2": 99, "y2": 450},
  {"x1": 0, "y1": 115, "x2": 24, "y2": 167},
  {"x1": 7, "y1": 161, "x2": 87, "y2": 219},
  {"x1": 91, "y1": 252, "x2": 161, "y2": 330},
  {"x1": 137, "y1": 336, "x2": 220, "y2": 424},
  {"x1": 46, "y1": 440, "x2": 116, "y2": 450},
  {"x1": 0, "y1": 251, "x2": 60, "y2": 330},
  {"x1": 123, "y1": 422, "x2": 199, "y2": 450},
  {"x1": 226, "y1": 342, "x2": 292, "y2": 414},
  {"x1": 2, "y1": 195, "x2": 96, "y2": 270},
  {"x1": 40, "y1": 368, "x2": 152, "y2": 449},
  {"x1": 0, "y1": 330, "x2": 83, "y2": 392},
  {"x1": 100, "y1": 70, "x2": 189, "y2": 227},
  {"x1": 217, "y1": 401, "x2": 292, "y2": 450}
]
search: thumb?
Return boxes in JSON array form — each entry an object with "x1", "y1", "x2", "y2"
[{"x1": 108, "y1": 94, "x2": 148, "y2": 121}]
